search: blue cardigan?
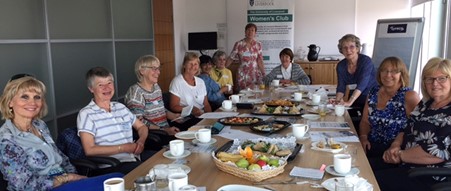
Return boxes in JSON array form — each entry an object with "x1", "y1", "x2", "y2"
[{"x1": 336, "y1": 54, "x2": 377, "y2": 98}]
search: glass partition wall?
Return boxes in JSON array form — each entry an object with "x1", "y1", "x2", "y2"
[{"x1": 0, "y1": 0, "x2": 154, "y2": 138}]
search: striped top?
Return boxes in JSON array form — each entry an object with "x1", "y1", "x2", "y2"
[
  {"x1": 125, "y1": 83, "x2": 169, "y2": 127},
  {"x1": 263, "y1": 63, "x2": 311, "y2": 85},
  {"x1": 77, "y1": 100, "x2": 137, "y2": 162}
]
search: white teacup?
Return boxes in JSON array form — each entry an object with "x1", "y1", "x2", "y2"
[
  {"x1": 195, "y1": 129, "x2": 211, "y2": 143},
  {"x1": 335, "y1": 105, "x2": 345, "y2": 116},
  {"x1": 103, "y1": 177, "x2": 125, "y2": 191},
  {"x1": 272, "y1": 79, "x2": 280, "y2": 87},
  {"x1": 229, "y1": 94, "x2": 241, "y2": 103},
  {"x1": 312, "y1": 93, "x2": 321, "y2": 104},
  {"x1": 168, "y1": 173, "x2": 188, "y2": 191},
  {"x1": 292, "y1": 124, "x2": 309, "y2": 138},
  {"x1": 334, "y1": 154, "x2": 352, "y2": 174},
  {"x1": 169, "y1": 140, "x2": 184, "y2": 157},
  {"x1": 222, "y1": 100, "x2": 233, "y2": 110},
  {"x1": 294, "y1": 92, "x2": 303, "y2": 101}
]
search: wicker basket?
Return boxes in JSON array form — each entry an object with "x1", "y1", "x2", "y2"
[{"x1": 212, "y1": 154, "x2": 287, "y2": 182}]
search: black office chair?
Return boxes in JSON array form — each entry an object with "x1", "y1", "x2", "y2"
[
  {"x1": 56, "y1": 127, "x2": 121, "y2": 177},
  {"x1": 408, "y1": 167, "x2": 451, "y2": 191}
]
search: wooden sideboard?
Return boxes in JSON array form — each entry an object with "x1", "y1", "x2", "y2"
[{"x1": 294, "y1": 60, "x2": 338, "y2": 85}]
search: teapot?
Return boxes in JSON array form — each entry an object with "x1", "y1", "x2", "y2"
[{"x1": 307, "y1": 44, "x2": 321, "y2": 61}]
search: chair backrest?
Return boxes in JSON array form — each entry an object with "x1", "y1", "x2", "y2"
[{"x1": 56, "y1": 127, "x2": 87, "y2": 160}]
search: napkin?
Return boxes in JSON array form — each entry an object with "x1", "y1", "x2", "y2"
[{"x1": 343, "y1": 175, "x2": 373, "y2": 191}]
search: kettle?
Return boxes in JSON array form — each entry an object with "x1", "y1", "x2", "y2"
[{"x1": 307, "y1": 44, "x2": 321, "y2": 61}]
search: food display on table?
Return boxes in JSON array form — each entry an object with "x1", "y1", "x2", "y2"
[
  {"x1": 252, "y1": 104, "x2": 302, "y2": 116},
  {"x1": 212, "y1": 137, "x2": 297, "y2": 182},
  {"x1": 249, "y1": 120, "x2": 291, "y2": 133},
  {"x1": 264, "y1": 99, "x2": 294, "y2": 107},
  {"x1": 218, "y1": 117, "x2": 263, "y2": 126}
]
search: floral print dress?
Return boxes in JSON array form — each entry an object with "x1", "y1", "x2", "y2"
[
  {"x1": 402, "y1": 99, "x2": 451, "y2": 176},
  {"x1": 229, "y1": 38, "x2": 264, "y2": 90},
  {"x1": 368, "y1": 86, "x2": 411, "y2": 146}
]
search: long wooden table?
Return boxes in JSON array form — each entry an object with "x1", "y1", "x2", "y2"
[{"x1": 124, "y1": 90, "x2": 381, "y2": 191}]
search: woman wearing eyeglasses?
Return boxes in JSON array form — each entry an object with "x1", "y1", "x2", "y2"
[
  {"x1": 374, "y1": 57, "x2": 451, "y2": 191},
  {"x1": 358, "y1": 57, "x2": 420, "y2": 170},
  {"x1": 332, "y1": 34, "x2": 378, "y2": 109},
  {"x1": 124, "y1": 55, "x2": 181, "y2": 149}
]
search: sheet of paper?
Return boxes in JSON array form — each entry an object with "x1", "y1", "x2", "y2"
[
  {"x1": 216, "y1": 126, "x2": 266, "y2": 140},
  {"x1": 308, "y1": 121, "x2": 351, "y2": 129},
  {"x1": 199, "y1": 112, "x2": 239, "y2": 119},
  {"x1": 310, "y1": 131, "x2": 360, "y2": 142}
]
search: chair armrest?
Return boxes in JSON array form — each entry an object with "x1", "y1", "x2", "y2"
[
  {"x1": 432, "y1": 181, "x2": 451, "y2": 191},
  {"x1": 408, "y1": 167, "x2": 451, "y2": 178},
  {"x1": 149, "y1": 129, "x2": 169, "y2": 136},
  {"x1": 70, "y1": 159, "x2": 99, "y2": 170},
  {"x1": 86, "y1": 156, "x2": 121, "y2": 167}
]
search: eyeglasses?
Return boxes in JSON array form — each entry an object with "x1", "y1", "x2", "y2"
[
  {"x1": 341, "y1": 45, "x2": 356, "y2": 51},
  {"x1": 381, "y1": 70, "x2": 400, "y2": 75},
  {"x1": 424, "y1": 76, "x2": 449, "y2": 84},
  {"x1": 142, "y1": 66, "x2": 161, "y2": 71}
]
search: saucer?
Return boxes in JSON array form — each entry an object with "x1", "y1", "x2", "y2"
[
  {"x1": 163, "y1": 150, "x2": 191, "y2": 159},
  {"x1": 175, "y1": 131, "x2": 196, "y2": 139},
  {"x1": 325, "y1": 165, "x2": 360, "y2": 177},
  {"x1": 192, "y1": 138, "x2": 217, "y2": 145},
  {"x1": 220, "y1": 106, "x2": 236, "y2": 112},
  {"x1": 287, "y1": 132, "x2": 310, "y2": 140}
]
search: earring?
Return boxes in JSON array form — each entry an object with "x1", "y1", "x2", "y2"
[{"x1": 9, "y1": 108, "x2": 12, "y2": 112}]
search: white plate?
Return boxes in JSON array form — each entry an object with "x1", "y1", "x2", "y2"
[
  {"x1": 219, "y1": 106, "x2": 236, "y2": 112},
  {"x1": 311, "y1": 141, "x2": 346, "y2": 153},
  {"x1": 148, "y1": 164, "x2": 191, "y2": 178},
  {"x1": 325, "y1": 165, "x2": 360, "y2": 177},
  {"x1": 163, "y1": 150, "x2": 191, "y2": 159},
  {"x1": 175, "y1": 131, "x2": 196, "y2": 139},
  {"x1": 301, "y1": 114, "x2": 321, "y2": 120},
  {"x1": 287, "y1": 132, "x2": 310, "y2": 140},
  {"x1": 217, "y1": 184, "x2": 271, "y2": 191},
  {"x1": 321, "y1": 177, "x2": 344, "y2": 191},
  {"x1": 192, "y1": 138, "x2": 217, "y2": 145}
]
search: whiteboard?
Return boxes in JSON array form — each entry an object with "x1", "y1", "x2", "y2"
[{"x1": 372, "y1": 17, "x2": 424, "y2": 87}]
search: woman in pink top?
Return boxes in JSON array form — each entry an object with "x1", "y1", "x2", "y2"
[{"x1": 226, "y1": 23, "x2": 265, "y2": 90}]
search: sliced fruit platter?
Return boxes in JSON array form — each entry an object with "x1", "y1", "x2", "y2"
[
  {"x1": 212, "y1": 137, "x2": 296, "y2": 182},
  {"x1": 252, "y1": 104, "x2": 302, "y2": 116}
]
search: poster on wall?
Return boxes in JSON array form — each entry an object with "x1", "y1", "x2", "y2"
[{"x1": 247, "y1": 0, "x2": 294, "y2": 74}]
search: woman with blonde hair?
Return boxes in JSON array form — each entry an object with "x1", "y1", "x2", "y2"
[{"x1": 169, "y1": 52, "x2": 211, "y2": 130}]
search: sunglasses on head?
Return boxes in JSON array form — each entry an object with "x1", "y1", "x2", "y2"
[{"x1": 9, "y1": 73, "x2": 34, "y2": 82}]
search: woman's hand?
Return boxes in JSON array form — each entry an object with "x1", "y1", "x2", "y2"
[
  {"x1": 191, "y1": 107, "x2": 203, "y2": 117},
  {"x1": 163, "y1": 126, "x2": 180, "y2": 135},
  {"x1": 359, "y1": 136, "x2": 371, "y2": 154},
  {"x1": 67, "y1": 173, "x2": 86, "y2": 182},
  {"x1": 383, "y1": 146, "x2": 401, "y2": 164},
  {"x1": 280, "y1": 79, "x2": 291, "y2": 85},
  {"x1": 220, "y1": 86, "x2": 229, "y2": 93}
]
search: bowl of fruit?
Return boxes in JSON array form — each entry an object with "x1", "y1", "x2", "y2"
[{"x1": 212, "y1": 137, "x2": 296, "y2": 182}]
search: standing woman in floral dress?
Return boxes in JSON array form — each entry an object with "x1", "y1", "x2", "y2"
[{"x1": 226, "y1": 23, "x2": 265, "y2": 91}]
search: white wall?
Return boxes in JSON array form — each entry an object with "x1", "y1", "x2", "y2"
[{"x1": 173, "y1": 0, "x2": 410, "y2": 73}]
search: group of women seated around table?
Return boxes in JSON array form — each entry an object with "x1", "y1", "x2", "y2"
[{"x1": 1, "y1": 26, "x2": 450, "y2": 190}]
